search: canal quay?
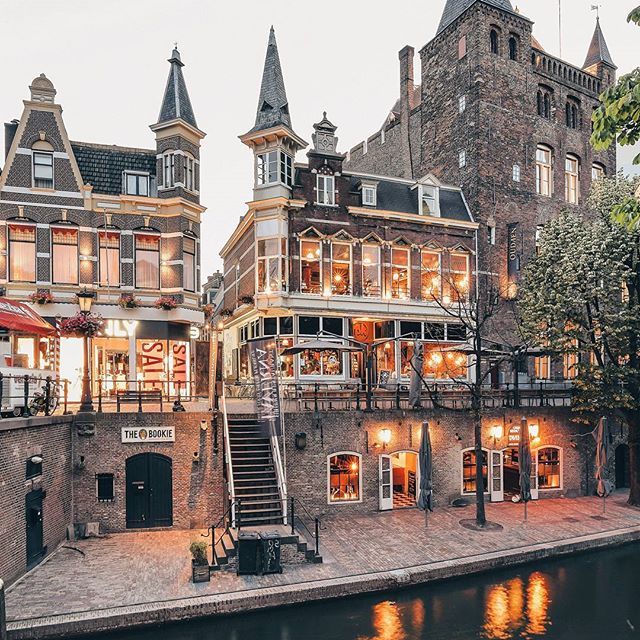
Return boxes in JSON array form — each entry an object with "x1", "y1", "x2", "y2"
[{"x1": 6, "y1": 493, "x2": 640, "y2": 639}]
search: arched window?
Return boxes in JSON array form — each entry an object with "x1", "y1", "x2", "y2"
[
  {"x1": 32, "y1": 140, "x2": 54, "y2": 189},
  {"x1": 592, "y1": 163, "x2": 605, "y2": 182},
  {"x1": 564, "y1": 154, "x2": 580, "y2": 204},
  {"x1": 462, "y1": 449, "x2": 488, "y2": 494},
  {"x1": 490, "y1": 29, "x2": 499, "y2": 55},
  {"x1": 328, "y1": 452, "x2": 362, "y2": 503},
  {"x1": 566, "y1": 100, "x2": 580, "y2": 129},
  {"x1": 537, "y1": 87, "x2": 552, "y2": 119},
  {"x1": 544, "y1": 93, "x2": 551, "y2": 118},
  {"x1": 362, "y1": 243, "x2": 381, "y2": 298},
  {"x1": 508, "y1": 36, "x2": 518, "y2": 61},
  {"x1": 537, "y1": 447, "x2": 562, "y2": 490},
  {"x1": 536, "y1": 145, "x2": 553, "y2": 196}
]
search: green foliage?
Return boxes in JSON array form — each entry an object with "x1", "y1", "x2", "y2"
[
  {"x1": 588, "y1": 172, "x2": 640, "y2": 230},
  {"x1": 189, "y1": 541, "x2": 208, "y2": 565},
  {"x1": 629, "y1": 6, "x2": 640, "y2": 26}
]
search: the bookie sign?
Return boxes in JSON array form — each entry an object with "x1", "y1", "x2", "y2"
[{"x1": 249, "y1": 339, "x2": 282, "y2": 437}]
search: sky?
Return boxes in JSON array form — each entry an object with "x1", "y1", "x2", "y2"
[{"x1": 0, "y1": 0, "x2": 638, "y2": 280}]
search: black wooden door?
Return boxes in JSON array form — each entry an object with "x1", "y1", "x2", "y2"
[
  {"x1": 126, "y1": 453, "x2": 173, "y2": 528},
  {"x1": 26, "y1": 489, "x2": 44, "y2": 566}
]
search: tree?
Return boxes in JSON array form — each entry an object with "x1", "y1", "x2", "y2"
[{"x1": 518, "y1": 176, "x2": 640, "y2": 505}]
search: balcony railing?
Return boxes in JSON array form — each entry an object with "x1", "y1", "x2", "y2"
[
  {"x1": 0, "y1": 373, "x2": 69, "y2": 418},
  {"x1": 224, "y1": 380, "x2": 573, "y2": 412}
]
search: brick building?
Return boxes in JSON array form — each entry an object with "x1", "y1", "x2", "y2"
[{"x1": 0, "y1": 49, "x2": 205, "y2": 400}]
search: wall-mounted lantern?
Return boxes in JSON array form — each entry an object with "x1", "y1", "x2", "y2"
[{"x1": 295, "y1": 432, "x2": 307, "y2": 450}]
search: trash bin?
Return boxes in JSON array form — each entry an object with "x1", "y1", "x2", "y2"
[
  {"x1": 260, "y1": 531, "x2": 282, "y2": 574},
  {"x1": 237, "y1": 531, "x2": 261, "y2": 575}
]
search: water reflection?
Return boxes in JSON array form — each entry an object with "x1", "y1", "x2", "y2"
[
  {"x1": 359, "y1": 601, "x2": 405, "y2": 640},
  {"x1": 526, "y1": 572, "x2": 551, "y2": 636}
]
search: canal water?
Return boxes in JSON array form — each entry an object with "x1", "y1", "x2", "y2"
[{"x1": 95, "y1": 544, "x2": 638, "y2": 639}]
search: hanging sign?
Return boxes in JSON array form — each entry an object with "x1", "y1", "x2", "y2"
[
  {"x1": 508, "y1": 424, "x2": 521, "y2": 445},
  {"x1": 507, "y1": 222, "x2": 520, "y2": 283},
  {"x1": 121, "y1": 426, "x2": 175, "y2": 443},
  {"x1": 249, "y1": 339, "x2": 282, "y2": 437}
]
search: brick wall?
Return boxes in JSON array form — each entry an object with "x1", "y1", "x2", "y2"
[
  {"x1": 72, "y1": 412, "x2": 224, "y2": 532},
  {"x1": 0, "y1": 416, "x2": 73, "y2": 586}
]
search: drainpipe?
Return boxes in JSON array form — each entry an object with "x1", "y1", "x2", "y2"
[{"x1": 0, "y1": 578, "x2": 7, "y2": 640}]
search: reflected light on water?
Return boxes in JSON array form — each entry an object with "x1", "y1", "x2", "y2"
[
  {"x1": 357, "y1": 600, "x2": 406, "y2": 640},
  {"x1": 484, "y1": 585, "x2": 511, "y2": 640},
  {"x1": 410, "y1": 599, "x2": 425, "y2": 633},
  {"x1": 526, "y1": 572, "x2": 551, "y2": 636}
]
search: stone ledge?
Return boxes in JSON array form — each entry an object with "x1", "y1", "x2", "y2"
[
  {"x1": 0, "y1": 414, "x2": 73, "y2": 434},
  {"x1": 7, "y1": 524, "x2": 640, "y2": 639}
]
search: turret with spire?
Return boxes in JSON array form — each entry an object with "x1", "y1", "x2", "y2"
[
  {"x1": 240, "y1": 27, "x2": 307, "y2": 201},
  {"x1": 150, "y1": 46, "x2": 205, "y2": 203},
  {"x1": 583, "y1": 17, "x2": 616, "y2": 87}
]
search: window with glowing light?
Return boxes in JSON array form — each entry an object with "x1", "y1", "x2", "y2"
[
  {"x1": 534, "y1": 356, "x2": 550, "y2": 379},
  {"x1": 563, "y1": 345, "x2": 579, "y2": 380},
  {"x1": 537, "y1": 447, "x2": 561, "y2": 489},
  {"x1": 462, "y1": 449, "x2": 488, "y2": 494},
  {"x1": 257, "y1": 237, "x2": 287, "y2": 293},
  {"x1": 135, "y1": 233, "x2": 160, "y2": 289},
  {"x1": 448, "y1": 252, "x2": 470, "y2": 302},
  {"x1": 376, "y1": 340, "x2": 396, "y2": 381},
  {"x1": 299, "y1": 344, "x2": 343, "y2": 377},
  {"x1": 564, "y1": 154, "x2": 580, "y2": 204},
  {"x1": 328, "y1": 453, "x2": 361, "y2": 503},
  {"x1": 330, "y1": 242, "x2": 351, "y2": 295},
  {"x1": 361, "y1": 244, "x2": 381, "y2": 297},
  {"x1": 300, "y1": 239, "x2": 322, "y2": 294},
  {"x1": 421, "y1": 250, "x2": 441, "y2": 300},
  {"x1": 52, "y1": 227, "x2": 78, "y2": 285},
  {"x1": 8, "y1": 223, "x2": 36, "y2": 283},
  {"x1": 98, "y1": 230, "x2": 120, "y2": 287},
  {"x1": 424, "y1": 346, "x2": 467, "y2": 379},
  {"x1": 391, "y1": 247, "x2": 410, "y2": 299},
  {"x1": 183, "y1": 235, "x2": 196, "y2": 292}
]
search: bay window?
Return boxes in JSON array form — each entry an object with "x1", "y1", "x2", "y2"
[
  {"x1": 331, "y1": 242, "x2": 351, "y2": 295},
  {"x1": 52, "y1": 227, "x2": 78, "y2": 285},
  {"x1": 391, "y1": 247, "x2": 410, "y2": 299},
  {"x1": 316, "y1": 175, "x2": 335, "y2": 206},
  {"x1": 300, "y1": 239, "x2": 322, "y2": 294},
  {"x1": 9, "y1": 224, "x2": 36, "y2": 282},
  {"x1": 280, "y1": 152, "x2": 293, "y2": 187},
  {"x1": 564, "y1": 154, "x2": 579, "y2": 204},
  {"x1": 257, "y1": 150, "x2": 278, "y2": 185},
  {"x1": 448, "y1": 252, "x2": 470, "y2": 302},
  {"x1": 361, "y1": 245, "x2": 381, "y2": 297},
  {"x1": 536, "y1": 145, "x2": 552, "y2": 196},
  {"x1": 33, "y1": 151, "x2": 54, "y2": 189},
  {"x1": 135, "y1": 233, "x2": 160, "y2": 289},
  {"x1": 257, "y1": 237, "x2": 287, "y2": 293},
  {"x1": 98, "y1": 231, "x2": 120, "y2": 287},
  {"x1": 421, "y1": 250, "x2": 441, "y2": 300},
  {"x1": 183, "y1": 235, "x2": 196, "y2": 292}
]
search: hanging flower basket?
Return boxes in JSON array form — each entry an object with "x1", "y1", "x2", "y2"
[
  {"x1": 118, "y1": 293, "x2": 140, "y2": 309},
  {"x1": 60, "y1": 312, "x2": 105, "y2": 338},
  {"x1": 203, "y1": 304, "x2": 214, "y2": 319},
  {"x1": 29, "y1": 290, "x2": 54, "y2": 305},
  {"x1": 154, "y1": 296, "x2": 177, "y2": 311}
]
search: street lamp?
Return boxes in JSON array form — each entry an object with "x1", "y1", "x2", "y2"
[{"x1": 77, "y1": 288, "x2": 95, "y2": 412}]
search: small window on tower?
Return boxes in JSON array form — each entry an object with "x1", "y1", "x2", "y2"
[
  {"x1": 459, "y1": 95, "x2": 466, "y2": 114},
  {"x1": 490, "y1": 29, "x2": 499, "y2": 55},
  {"x1": 458, "y1": 35, "x2": 467, "y2": 59},
  {"x1": 458, "y1": 150, "x2": 467, "y2": 168},
  {"x1": 508, "y1": 36, "x2": 518, "y2": 61},
  {"x1": 512, "y1": 164, "x2": 521, "y2": 182}
]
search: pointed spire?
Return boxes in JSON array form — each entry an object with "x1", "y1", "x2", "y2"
[
  {"x1": 437, "y1": 0, "x2": 517, "y2": 35},
  {"x1": 251, "y1": 27, "x2": 292, "y2": 133},
  {"x1": 583, "y1": 18, "x2": 616, "y2": 70},
  {"x1": 157, "y1": 46, "x2": 198, "y2": 128}
]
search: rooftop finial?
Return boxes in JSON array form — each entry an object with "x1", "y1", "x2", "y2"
[{"x1": 29, "y1": 73, "x2": 56, "y2": 104}]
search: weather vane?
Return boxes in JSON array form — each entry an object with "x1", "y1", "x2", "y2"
[{"x1": 591, "y1": 4, "x2": 600, "y2": 19}]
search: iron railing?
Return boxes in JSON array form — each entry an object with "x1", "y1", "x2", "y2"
[
  {"x1": 0, "y1": 373, "x2": 69, "y2": 418},
  {"x1": 95, "y1": 378, "x2": 197, "y2": 412},
  {"x1": 289, "y1": 496, "x2": 321, "y2": 558},
  {"x1": 203, "y1": 499, "x2": 240, "y2": 567}
]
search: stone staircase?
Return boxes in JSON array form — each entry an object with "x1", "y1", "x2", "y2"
[{"x1": 228, "y1": 417, "x2": 284, "y2": 526}]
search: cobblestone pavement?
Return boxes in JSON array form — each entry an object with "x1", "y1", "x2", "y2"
[{"x1": 6, "y1": 492, "x2": 640, "y2": 623}]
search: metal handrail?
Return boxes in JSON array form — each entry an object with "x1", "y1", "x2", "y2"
[
  {"x1": 94, "y1": 378, "x2": 197, "y2": 404},
  {"x1": 202, "y1": 499, "x2": 240, "y2": 566},
  {"x1": 289, "y1": 496, "x2": 321, "y2": 557},
  {"x1": 220, "y1": 393, "x2": 237, "y2": 527}
]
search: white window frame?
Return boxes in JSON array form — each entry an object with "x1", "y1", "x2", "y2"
[
  {"x1": 458, "y1": 150, "x2": 467, "y2": 168},
  {"x1": 362, "y1": 185, "x2": 377, "y2": 206},
  {"x1": 184, "y1": 155, "x2": 196, "y2": 192},
  {"x1": 390, "y1": 246, "x2": 410, "y2": 300},
  {"x1": 124, "y1": 171, "x2": 150, "y2": 197},
  {"x1": 33, "y1": 151, "x2": 54, "y2": 189},
  {"x1": 448, "y1": 251, "x2": 470, "y2": 302},
  {"x1": 420, "y1": 249, "x2": 442, "y2": 300},
  {"x1": 564, "y1": 154, "x2": 580, "y2": 204},
  {"x1": 163, "y1": 152, "x2": 175, "y2": 188},
  {"x1": 536, "y1": 446, "x2": 563, "y2": 491},
  {"x1": 298, "y1": 338, "x2": 346, "y2": 380},
  {"x1": 327, "y1": 452, "x2": 363, "y2": 505},
  {"x1": 419, "y1": 184, "x2": 440, "y2": 216},
  {"x1": 534, "y1": 355, "x2": 551, "y2": 380},
  {"x1": 459, "y1": 95, "x2": 466, "y2": 114},
  {"x1": 512, "y1": 164, "x2": 521, "y2": 182},
  {"x1": 591, "y1": 163, "x2": 605, "y2": 182},
  {"x1": 256, "y1": 236, "x2": 287, "y2": 294},
  {"x1": 536, "y1": 145, "x2": 552, "y2": 197},
  {"x1": 300, "y1": 238, "x2": 322, "y2": 295},
  {"x1": 361, "y1": 244, "x2": 381, "y2": 298},
  {"x1": 316, "y1": 174, "x2": 336, "y2": 206},
  {"x1": 51, "y1": 225, "x2": 79, "y2": 286},
  {"x1": 98, "y1": 230, "x2": 121, "y2": 288},
  {"x1": 280, "y1": 152, "x2": 293, "y2": 187},
  {"x1": 330, "y1": 242, "x2": 352, "y2": 296},
  {"x1": 183, "y1": 234, "x2": 196, "y2": 292}
]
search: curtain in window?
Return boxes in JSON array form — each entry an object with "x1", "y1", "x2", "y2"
[
  {"x1": 135, "y1": 234, "x2": 160, "y2": 289},
  {"x1": 183, "y1": 237, "x2": 196, "y2": 291},
  {"x1": 9, "y1": 225, "x2": 36, "y2": 282},
  {"x1": 99, "y1": 232, "x2": 120, "y2": 286},
  {"x1": 52, "y1": 228, "x2": 78, "y2": 284}
]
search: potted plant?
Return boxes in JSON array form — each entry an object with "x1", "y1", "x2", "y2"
[
  {"x1": 239, "y1": 295, "x2": 254, "y2": 306},
  {"x1": 60, "y1": 312, "x2": 105, "y2": 337},
  {"x1": 189, "y1": 541, "x2": 210, "y2": 583},
  {"x1": 29, "y1": 289, "x2": 54, "y2": 305},
  {"x1": 220, "y1": 308, "x2": 233, "y2": 318},
  {"x1": 154, "y1": 295, "x2": 177, "y2": 311},
  {"x1": 118, "y1": 293, "x2": 140, "y2": 309}
]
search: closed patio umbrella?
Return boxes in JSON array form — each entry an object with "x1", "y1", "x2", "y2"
[
  {"x1": 595, "y1": 416, "x2": 612, "y2": 513},
  {"x1": 519, "y1": 416, "x2": 532, "y2": 521},
  {"x1": 417, "y1": 420, "x2": 433, "y2": 526},
  {"x1": 409, "y1": 341, "x2": 424, "y2": 409}
]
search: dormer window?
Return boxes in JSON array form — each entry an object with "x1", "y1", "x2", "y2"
[
  {"x1": 316, "y1": 175, "x2": 335, "y2": 206},
  {"x1": 362, "y1": 184, "x2": 377, "y2": 207},
  {"x1": 33, "y1": 151, "x2": 54, "y2": 189},
  {"x1": 420, "y1": 185, "x2": 439, "y2": 216},
  {"x1": 124, "y1": 172, "x2": 150, "y2": 196}
]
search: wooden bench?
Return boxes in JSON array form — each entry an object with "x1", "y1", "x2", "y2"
[{"x1": 116, "y1": 389, "x2": 163, "y2": 412}]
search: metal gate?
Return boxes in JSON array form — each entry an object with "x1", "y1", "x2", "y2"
[{"x1": 125, "y1": 453, "x2": 173, "y2": 528}]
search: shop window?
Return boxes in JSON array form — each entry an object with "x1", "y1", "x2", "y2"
[
  {"x1": 447, "y1": 324, "x2": 467, "y2": 342},
  {"x1": 424, "y1": 322, "x2": 445, "y2": 341},
  {"x1": 537, "y1": 447, "x2": 561, "y2": 489},
  {"x1": 376, "y1": 340, "x2": 396, "y2": 382},
  {"x1": 362, "y1": 244, "x2": 381, "y2": 297},
  {"x1": 400, "y1": 321, "x2": 421, "y2": 338},
  {"x1": 263, "y1": 317, "x2": 278, "y2": 336},
  {"x1": 9, "y1": 223, "x2": 36, "y2": 283},
  {"x1": 33, "y1": 151, "x2": 54, "y2": 189},
  {"x1": 536, "y1": 145, "x2": 553, "y2": 196},
  {"x1": 448, "y1": 252, "x2": 470, "y2": 302},
  {"x1": 135, "y1": 233, "x2": 160, "y2": 289},
  {"x1": 424, "y1": 346, "x2": 467, "y2": 379},
  {"x1": 391, "y1": 247, "x2": 410, "y2": 299},
  {"x1": 331, "y1": 242, "x2": 352, "y2": 295},
  {"x1": 299, "y1": 315, "x2": 321, "y2": 336},
  {"x1": 323, "y1": 317, "x2": 343, "y2": 337},
  {"x1": 280, "y1": 316, "x2": 293, "y2": 335},
  {"x1": 462, "y1": 449, "x2": 488, "y2": 494},
  {"x1": 52, "y1": 227, "x2": 78, "y2": 285},
  {"x1": 183, "y1": 235, "x2": 196, "y2": 292},
  {"x1": 257, "y1": 237, "x2": 286, "y2": 294},
  {"x1": 96, "y1": 473, "x2": 115, "y2": 502},
  {"x1": 421, "y1": 250, "x2": 441, "y2": 300},
  {"x1": 374, "y1": 320, "x2": 396, "y2": 340},
  {"x1": 98, "y1": 231, "x2": 120, "y2": 287},
  {"x1": 300, "y1": 239, "x2": 322, "y2": 294},
  {"x1": 328, "y1": 453, "x2": 362, "y2": 503},
  {"x1": 299, "y1": 344, "x2": 343, "y2": 377},
  {"x1": 564, "y1": 154, "x2": 580, "y2": 204},
  {"x1": 26, "y1": 456, "x2": 42, "y2": 479}
]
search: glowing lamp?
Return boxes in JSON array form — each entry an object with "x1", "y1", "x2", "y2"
[
  {"x1": 529, "y1": 423, "x2": 539, "y2": 438},
  {"x1": 77, "y1": 288, "x2": 95, "y2": 314},
  {"x1": 379, "y1": 429, "x2": 392, "y2": 448},
  {"x1": 490, "y1": 424, "x2": 503, "y2": 442}
]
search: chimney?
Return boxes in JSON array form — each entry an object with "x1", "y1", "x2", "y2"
[
  {"x1": 4, "y1": 120, "x2": 19, "y2": 160},
  {"x1": 399, "y1": 46, "x2": 416, "y2": 111}
]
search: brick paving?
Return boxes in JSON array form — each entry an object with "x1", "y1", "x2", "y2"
[{"x1": 6, "y1": 492, "x2": 640, "y2": 625}]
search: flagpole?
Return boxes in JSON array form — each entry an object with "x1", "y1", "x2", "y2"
[{"x1": 558, "y1": 0, "x2": 562, "y2": 58}]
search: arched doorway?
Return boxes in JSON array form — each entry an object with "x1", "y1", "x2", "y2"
[
  {"x1": 615, "y1": 444, "x2": 630, "y2": 489},
  {"x1": 125, "y1": 453, "x2": 173, "y2": 528}
]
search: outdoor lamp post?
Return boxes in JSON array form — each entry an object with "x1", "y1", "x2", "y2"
[{"x1": 77, "y1": 288, "x2": 95, "y2": 413}]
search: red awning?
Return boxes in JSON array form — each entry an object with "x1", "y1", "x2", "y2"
[{"x1": 0, "y1": 298, "x2": 55, "y2": 336}]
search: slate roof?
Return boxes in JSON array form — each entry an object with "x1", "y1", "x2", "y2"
[
  {"x1": 583, "y1": 18, "x2": 616, "y2": 69},
  {"x1": 71, "y1": 142, "x2": 156, "y2": 195},
  {"x1": 437, "y1": 0, "x2": 517, "y2": 35},
  {"x1": 251, "y1": 27, "x2": 292, "y2": 133},
  {"x1": 157, "y1": 48, "x2": 198, "y2": 128}
]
